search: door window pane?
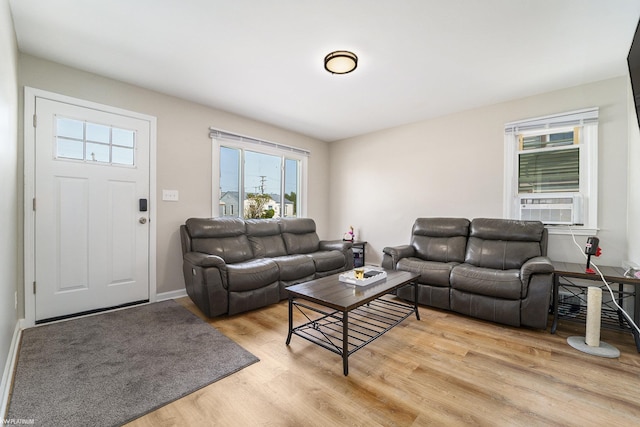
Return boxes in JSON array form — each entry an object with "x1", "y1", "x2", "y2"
[
  {"x1": 56, "y1": 138, "x2": 84, "y2": 160},
  {"x1": 86, "y1": 123, "x2": 110, "y2": 143},
  {"x1": 112, "y1": 146, "x2": 134, "y2": 165},
  {"x1": 55, "y1": 117, "x2": 136, "y2": 166},
  {"x1": 56, "y1": 118, "x2": 84, "y2": 139},
  {"x1": 112, "y1": 128, "x2": 135, "y2": 147},
  {"x1": 86, "y1": 143, "x2": 110, "y2": 163}
]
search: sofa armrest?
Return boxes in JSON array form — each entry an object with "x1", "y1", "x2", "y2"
[
  {"x1": 381, "y1": 245, "x2": 415, "y2": 269},
  {"x1": 383, "y1": 245, "x2": 415, "y2": 260},
  {"x1": 319, "y1": 240, "x2": 354, "y2": 270},
  {"x1": 182, "y1": 252, "x2": 228, "y2": 317},
  {"x1": 184, "y1": 252, "x2": 227, "y2": 270},
  {"x1": 319, "y1": 239, "x2": 353, "y2": 252},
  {"x1": 520, "y1": 256, "x2": 554, "y2": 294}
]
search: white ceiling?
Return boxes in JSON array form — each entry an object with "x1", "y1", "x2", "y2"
[{"x1": 9, "y1": 0, "x2": 640, "y2": 142}]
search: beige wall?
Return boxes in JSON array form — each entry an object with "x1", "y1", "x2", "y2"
[
  {"x1": 329, "y1": 77, "x2": 632, "y2": 267},
  {"x1": 17, "y1": 54, "x2": 330, "y2": 299},
  {"x1": 0, "y1": 0, "x2": 19, "y2": 405},
  {"x1": 13, "y1": 56, "x2": 639, "y2": 311}
]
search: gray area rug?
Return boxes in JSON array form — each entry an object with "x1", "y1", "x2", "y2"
[{"x1": 7, "y1": 300, "x2": 259, "y2": 426}]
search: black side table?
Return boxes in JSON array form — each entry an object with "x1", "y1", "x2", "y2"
[
  {"x1": 551, "y1": 261, "x2": 640, "y2": 352},
  {"x1": 351, "y1": 241, "x2": 366, "y2": 267}
]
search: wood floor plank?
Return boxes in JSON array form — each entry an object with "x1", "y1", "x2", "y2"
[{"x1": 125, "y1": 297, "x2": 640, "y2": 426}]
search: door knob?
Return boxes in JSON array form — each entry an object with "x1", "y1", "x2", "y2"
[{"x1": 139, "y1": 217, "x2": 147, "y2": 224}]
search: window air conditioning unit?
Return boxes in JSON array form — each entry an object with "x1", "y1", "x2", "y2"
[{"x1": 518, "y1": 193, "x2": 583, "y2": 225}]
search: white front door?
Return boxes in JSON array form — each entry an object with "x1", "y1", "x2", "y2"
[{"x1": 34, "y1": 97, "x2": 151, "y2": 322}]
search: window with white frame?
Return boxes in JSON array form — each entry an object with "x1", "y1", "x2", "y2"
[
  {"x1": 55, "y1": 116, "x2": 136, "y2": 166},
  {"x1": 210, "y1": 129, "x2": 308, "y2": 219},
  {"x1": 504, "y1": 108, "x2": 598, "y2": 232}
]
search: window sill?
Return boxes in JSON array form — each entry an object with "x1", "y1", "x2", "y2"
[{"x1": 545, "y1": 225, "x2": 598, "y2": 236}]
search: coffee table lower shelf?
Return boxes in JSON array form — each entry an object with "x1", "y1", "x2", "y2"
[{"x1": 286, "y1": 295, "x2": 418, "y2": 375}]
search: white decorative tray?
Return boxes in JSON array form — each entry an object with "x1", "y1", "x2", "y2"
[{"x1": 338, "y1": 267, "x2": 387, "y2": 286}]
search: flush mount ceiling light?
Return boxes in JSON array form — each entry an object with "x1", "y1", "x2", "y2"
[{"x1": 324, "y1": 50, "x2": 358, "y2": 74}]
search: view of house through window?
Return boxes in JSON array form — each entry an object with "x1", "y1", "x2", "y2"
[
  {"x1": 219, "y1": 146, "x2": 240, "y2": 216},
  {"x1": 218, "y1": 144, "x2": 302, "y2": 218}
]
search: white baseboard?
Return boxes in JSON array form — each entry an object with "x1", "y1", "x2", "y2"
[
  {"x1": 0, "y1": 321, "x2": 23, "y2": 420},
  {"x1": 156, "y1": 288, "x2": 188, "y2": 302}
]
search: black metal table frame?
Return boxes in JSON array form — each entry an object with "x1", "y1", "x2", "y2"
[
  {"x1": 551, "y1": 270, "x2": 640, "y2": 352},
  {"x1": 286, "y1": 282, "x2": 420, "y2": 376}
]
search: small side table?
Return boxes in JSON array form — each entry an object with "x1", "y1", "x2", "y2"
[
  {"x1": 551, "y1": 261, "x2": 640, "y2": 352},
  {"x1": 351, "y1": 241, "x2": 366, "y2": 267}
]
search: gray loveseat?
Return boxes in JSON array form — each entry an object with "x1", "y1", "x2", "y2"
[
  {"x1": 382, "y1": 217, "x2": 554, "y2": 329},
  {"x1": 180, "y1": 217, "x2": 353, "y2": 317}
]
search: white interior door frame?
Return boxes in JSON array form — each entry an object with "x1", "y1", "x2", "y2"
[{"x1": 23, "y1": 87, "x2": 158, "y2": 327}]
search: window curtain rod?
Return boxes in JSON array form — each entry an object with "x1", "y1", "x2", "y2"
[
  {"x1": 209, "y1": 128, "x2": 310, "y2": 156},
  {"x1": 504, "y1": 107, "x2": 599, "y2": 134}
]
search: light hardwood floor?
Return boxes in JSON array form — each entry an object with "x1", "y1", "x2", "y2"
[{"x1": 127, "y1": 297, "x2": 640, "y2": 426}]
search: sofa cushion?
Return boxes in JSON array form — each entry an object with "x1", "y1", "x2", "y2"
[
  {"x1": 470, "y1": 218, "x2": 545, "y2": 241},
  {"x1": 245, "y1": 219, "x2": 288, "y2": 258},
  {"x1": 397, "y1": 257, "x2": 455, "y2": 287},
  {"x1": 280, "y1": 218, "x2": 320, "y2": 254},
  {"x1": 465, "y1": 218, "x2": 544, "y2": 269},
  {"x1": 186, "y1": 217, "x2": 245, "y2": 238},
  {"x1": 465, "y1": 237, "x2": 542, "y2": 270},
  {"x1": 450, "y1": 264, "x2": 522, "y2": 300},
  {"x1": 225, "y1": 258, "x2": 279, "y2": 292},
  {"x1": 186, "y1": 217, "x2": 254, "y2": 263},
  {"x1": 306, "y1": 250, "x2": 346, "y2": 272},
  {"x1": 411, "y1": 218, "x2": 469, "y2": 263},
  {"x1": 271, "y1": 255, "x2": 316, "y2": 281},
  {"x1": 413, "y1": 235, "x2": 468, "y2": 263}
]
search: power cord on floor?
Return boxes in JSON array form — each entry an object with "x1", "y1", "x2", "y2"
[{"x1": 567, "y1": 226, "x2": 640, "y2": 336}]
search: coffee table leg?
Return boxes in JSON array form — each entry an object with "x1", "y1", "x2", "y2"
[
  {"x1": 286, "y1": 295, "x2": 293, "y2": 345},
  {"x1": 633, "y1": 283, "x2": 640, "y2": 352},
  {"x1": 413, "y1": 281, "x2": 420, "y2": 321},
  {"x1": 551, "y1": 274, "x2": 559, "y2": 334},
  {"x1": 343, "y1": 310, "x2": 349, "y2": 376}
]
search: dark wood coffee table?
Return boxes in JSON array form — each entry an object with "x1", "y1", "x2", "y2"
[{"x1": 285, "y1": 269, "x2": 420, "y2": 375}]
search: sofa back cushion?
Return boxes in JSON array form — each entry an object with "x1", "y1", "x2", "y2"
[
  {"x1": 245, "y1": 219, "x2": 288, "y2": 258},
  {"x1": 185, "y1": 217, "x2": 253, "y2": 263},
  {"x1": 279, "y1": 218, "x2": 320, "y2": 254},
  {"x1": 411, "y1": 218, "x2": 469, "y2": 263},
  {"x1": 465, "y1": 218, "x2": 545, "y2": 270}
]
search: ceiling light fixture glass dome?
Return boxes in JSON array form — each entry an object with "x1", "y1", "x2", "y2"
[{"x1": 324, "y1": 50, "x2": 358, "y2": 74}]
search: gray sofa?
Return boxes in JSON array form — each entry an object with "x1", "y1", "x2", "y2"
[
  {"x1": 382, "y1": 218, "x2": 554, "y2": 329},
  {"x1": 180, "y1": 217, "x2": 353, "y2": 317}
]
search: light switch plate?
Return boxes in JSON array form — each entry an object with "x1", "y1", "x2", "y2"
[{"x1": 162, "y1": 189, "x2": 179, "y2": 201}]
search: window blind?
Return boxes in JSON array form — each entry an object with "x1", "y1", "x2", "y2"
[
  {"x1": 504, "y1": 107, "x2": 599, "y2": 134},
  {"x1": 209, "y1": 128, "x2": 310, "y2": 156},
  {"x1": 518, "y1": 147, "x2": 580, "y2": 193}
]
